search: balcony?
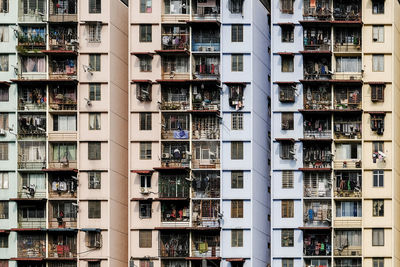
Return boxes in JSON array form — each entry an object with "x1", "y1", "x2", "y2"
[
  {"x1": 303, "y1": 172, "x2": 331, "y2": 198},
  {"x1": 303, "y1": 85, "x2": 331, "y2": 110},
  {"x1": 191, "y1": 233, "x2": 220, "y2": 257},
  {"x1": 334, "y1": 28, "x2": 361, "y2": 53},
  {"x1": 192, "y1": 171, "x2": 220, "y2": 199},
  {"x1": 303, "y1": 0, "x2": 332, "y2": 20},
  {"x1": 18, "y1": 0, "x2": 46, "y2": 22},
  {"x1": 161, "y1": 86, "x2": 190, "y2": 111},
  {"x1": 19, "y1": 56, "x2": 47, "y2": 80},
  {"x1": 161, "y1": 141, "x2": 190, "y2": 168},
  {"x1": 305, "y1": 259, "x2": 331, "y2": 267},
  {"x1": 17, "y1": 204, "x2": 46, "y2": 229},
  {"x1": 192, "y1": 141, "x2": 220, "y2": 169},
  {"x1": 303, "y1": 143, "x2": 332, "y2": 169},
  {"x1": 303, "y1": 230, "x2": 331, "y2": 256},
  {"x1": 193, "y1": 55, "x2": 220, "y2": 80},
  {"x1": 161, "y1": 26, "x2": 189, "y2": 51},
  {"x1": 334, "y1": 259, "x2": 361, "y2": 267},
  {"x1": 48, "y1": 25, "x2": 78, "y2": 51},
  {"x1": 279, "y1": 84, "x2": 296, "y2": 103},
  {"x1": 333, "y1": 114, "x2": 362, "y2": 140},
  {"x1": 303, "y1": 200, "x2": 332, "y2": 227},
  {"x1": 303, "y1": 115, "x2": 331, "y2": 139},
  {"x1": 161, "y1": 261, "x2": 188, "y2": 267},
  {"x1": 162, "y1": 0, "x2": 190, "y2": 23},
  {"x1": 17, "y1": 27, "x2": 46, "y2": 49},
  {"x1": 162, "y1": 114, "x2": 189, "y2": 140},
  {"x1": 192, "y1": 27, "x2": 220, "y2": 53},
  {"x1": 334, "y1": 87, "x2": 361, "y2": 111},
  {"x1": 192, "y1": 200, "x2": 220, "y2": 228},
  {"x1": 160, "y1": 232, "x2": 190, "y2": 257},
  {"x1": 48, "y1": 233, "x2": 77, "y2": 259},
  {"x1": 17, "y1": 173, "x2": 46, "y2": 199},
  {"x1": 49, "y1": 58, "x2": 77, "y2": 80},
  {"x1": 18, "y1": 114, "x2": 46, "y2": 138},
  {"x1": 303, "y1": 27, "x2": 331, "y2": 51},
  {"x1": 334, "y1": 171, "x2": 361, "y2": 198},
  {"x1": 48, "y1": 201, "x2": 77, "y2": 229},
  {"x1": 192, "y1": 116, "x2": 220, "y2": 140},
  {"x1": 162, "y1": 56, "x2": 190, "y2": 80},
  {"x1": 17, "y1": 233, "x2": 46, "y2": 258},
  {"x1": 333, "y1": 143, "x2": 362, "y2": 169},
  {"x1": 18, "y1": 141, "x2": 46, "y2": 170},
  {"x1": 49, "y1": 0, "x2": 78, "y2": 22},
  {"x1": 303, "y1": 56, "x2": 332, "y2": 81},
  {"x1": 161, "y1": 201, "x2": 190, "y2": 226},
  {"x1": 49, "y1": 86, "x2": 77, "y2": 111},
  {"x1": 192, "y1": 0, "x2": 220, "y2": 21},
  {"x1": 334, "y1": 230, "x2": 361, "y2": 256},
  {"x1": 48, "y1": 142, "x2": 77, "y2": 170},
  {"x1": 48, "y1": 175, "x2": 78, "y2": 199},
  {"x1": 333, "y1": 57, "x2": 362, "y2": 81},
  {"x1": 159, "y1": 175, "x2": 190, "y2": 198},
  {"x1": 18, "y1": 87, "x2": 46, "y2": 111},
  {"x1": 333, "y1": 0, "x2": 361, "y2": 21},
  {"x1": 192, "y1": 86, "x2": 220, "y2": 111}
]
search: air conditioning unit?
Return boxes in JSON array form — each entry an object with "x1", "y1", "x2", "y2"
[
  {"x1": 140, "y1": 187, "x2": 150, "y2": 194},
  {"x1": 0, "y1": 129, "x2": 6, "y2": 136},
  {"x1": 162, "y1": 153, "x2": 170, "y2": 159}
]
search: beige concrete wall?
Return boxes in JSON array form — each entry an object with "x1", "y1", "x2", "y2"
[
  {"x1": 130, "y1": 142, "x2": 160, "y2": 170},
  {"x1": 130, "y1": 113, "x2": 161, "y2": 141}
]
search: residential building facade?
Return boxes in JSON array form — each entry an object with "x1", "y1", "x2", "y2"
[
  {"x1": 271, "y1": 0, "x2": 400, "y2": 266},
  {"x1": 0, "y1": 0, "x2": 129, "y2": 267},
  {"x1": 129, "y1": 0, "x2": 271, "y2": 266}
]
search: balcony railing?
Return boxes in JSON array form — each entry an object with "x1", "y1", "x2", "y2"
[
  {"x1": 334, "y1": 247, "x2": 361, "y2": 257},
  {"x1": 161, "y1": 94, "x2": 190, "y2": 110},
  {"x1": 48, "y1": 244, "x2": 77, "y2": 259},
  {"x1": 333, "y1": 160, "x2": 362, "y2": 169},
  {"x1": 18, "y1": 219, "x2": 46, "y2": 229},
  {"x1": 48, "y1": 161, "x2": 77, "y2": 170},
  {"x1": 49, "y1": 0, "x2": 78, "y2": 22},
  {"x1": 161, "y1": 33, "x2": 190, "y2": 50},
  {"x1": 17, "y1": 235, "x2": 46, "y2": 258},
  {"x1": 334, "y1": 42, "x2": 361, "y2": 53},
  {"x1": 192, "y1": 5, "x2": 220, "y2": 20},
  {"x1": 332, "y1": 73, "x2": 362, "y2": 81},
  {"x1": 303, "y1": 203, "x2": 332, "y2": 227},
  {"x1": 191, "y1": 237, "x2": 220, "y2": 257},
  {"x1": 334, "y1": 120, "x2": 362, "y2": 140},
  {"x1": 303, "y1": 7, "x2": 332, "y2": 20},
  {"x1": 49, "y1": 60, "x2": 77, "y2": 79},
  {"x1": 304, "y1": 186, "x2": 331, "y2": 198},
  {"x1": 48, "y1": 218, "x2": 77, "y2": 229},
  {"x1": 18, "y1": 161, "x2": 46, "y2": 170},
  {"x1": 17, "y1": 190, "x2": 46, "y2": 199},
  {"x1": 192, "y1": 41, "x2": 220, "y2": 53},
  {"x1": 333, "y1": 8, "x2": 361, "y2": 21}
]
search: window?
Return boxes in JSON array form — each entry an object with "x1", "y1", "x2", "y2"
[
  {"x1": 231, "y1": 229, "x2": 243, "y2": 247},
  {"x1": 140, "y1": 113, "x2": 152, "y2": 130},
  {"x1": 280, "y1": 0, "x2": 293, "y2": 13},
  {"x1": 281, "y1": 26, "x2": 294, "y2": 43},
  {"x1": 231, "y1": 25, "x2": 243, "y2": 42},
  {"x1": 89, "y1": 54, "x2": 101, "y2": 71},
  {"x1": 281, "y1": 112, "x2": 294, "y2": 130},
  {"x1": 0, "y1": 172, "x2": 8, "y2": 189},
  {"x1": 371, "y1": 84, "x2": 385, "y2": 102},
  {"x1": 88, "y1": 262, "x2": 101, "y2": 267},
  {"x1": 373, "y1": 170, "x2": 384, "y2": 187},
  {"x1": 0, "y1": 0, "x2": 8, "y2": 13},
  {"x1": 140, "y1": 142, "x2": 152, "y2": 160},
  {"x1": 88, "y1": 201, "x2": 101, "y2": 218},
  {"x1": 53, "y1": 115, "x2": 76, "y2": 131},
  {"x1": 280, "y1": 142, "x2": 294, "y2": 160},
  {"x1": 0, "y1": 55, "x2": 8, "y2": 71},
  {"x1": 231, "y1": 54, "x2": 243, "y2": 72},
  {"x1": 229, "y1": 0, "x2": 243, "y2": 13},
  {"x1": 373, "y1": 258, "x2": 384, "y2": 267},
  {"x1": 88, "y1": 24, "x2": 102, "y2": 43},
  {"x1": 139, "y1": 230, "x2": 152, "y2": 248},
  {"x1": 281, "y1": 55, "x2": 294, "y2": 72},
  {"x1": 231, "y1": 200, "x2": 243, "y2": 218},
  {"x1": 373, "y1": 26, "x2": 384, "y2": 42},
  {"x1": 89, "y1": 113, "x2": 101, "y2": 130},
  {"x1": 0, "y1": 87, "x2": 8, "y2": 101},
  {"x1": 21, "y1": 56, "x2": 46, "y2": 73},
  {"x1": 89, "y1": 84, "x2": 101, "y2": 101},
  {"x1": 373, "y1": 142, "x2": 384, "y2": 161},
  {"x1": 88, "y1": 172, "x2": 101, "y2": 189},
  {"x1": 371, "y1": 115, "x2": 385, "y2": 135},
  {"x1": 373, "y1": 55, "x2": 384, "y2": 72},
  {"x1": 140, "y1": 0, "x2": 152, "y2": 12},
  {"x1": 372, "y1": 0, "x2": 384, "y2": 14},
  {"x1": 88, "y1": 142, "x2": 101, "y2": 160},
  {"x1": 0, "y1": 201, "x2": 8, "y2": 219},
  {"x1": 373, "y1": 200, "x2": 384, "y2": 217},
  {"x1": 86, "y1": 231, "x2": 101, "y2": 248},
  {"x1": 0, "y1": 143, "x2": 8, "y2": 160},
  {"x1": 282, "y1": 171, "x2": 294, "y2": 188},
  {"x1": 52, "y1": 143, "x2": 77, "y2": 162},
  {"x1": 0, "y1": 113, "x2": 8, "y2": 130},
  {"x1": 140, "y1": 25, "x2": 152, "y2": 42},
  {"x1": 140, "y1": 175, "x2": 151, "y2": 189},
  {"x1": 89, "y1": 0, "x2": 101, "y2": 13},
  {"x1": 52, "y1": 202, "x2": 76, "y2": 219},
  {"x1": 336, "y1": 201, "x2": 362, "y2": 217},
  {"x1": 372, "y1": 229, "x2": 384, "y2": 246},
  {"x1": 139, "y1": 201, "x2": 152, "y2": 219},
  {"x1": 140, "y1": 57, "x2": 152, "y2": 72},
  {"x1": 281, "y1": 229, "x2": 294, "y2": 247},
  {"x1": 231, "y1": 171, "x2": 244, "y2": 189},
  {"x1": 0, "y1": 26, "x2": 8, "y2": 42},
  {"x1": 336, "y1": 56, "x2": 362, "y2": 72},
  {"x1": 282, "y1": 259, "x2": 294, "y2": 267},
  {"x1": 231, "y1": 141, "x2": 244, "y2": 160},
  {"x1": 0, "y1": 234, "x2": 7, "y2": 248},
  {"x1": 282, "y1": 200, "x2": 294, "y2": 218},
  {"x1": 231, "y1": 113, "x2": 243, "y2": 130}
]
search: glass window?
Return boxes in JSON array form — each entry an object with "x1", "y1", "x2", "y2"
[
  {"x1": 373, "y1": 55, "x2": 384, "y2": 72},
  {"x1": 140, "y1": 113, "x2": 152, "y2": 130},
  {"x1": 88, "y1": 142, "x2": 101, "y2": 160},
  {"x1": 280, "y1": 0, "x2": 293, "y2": 13},
  {"x1": 372, "y1": 229, "x2": 384, "y2": 246},
  {"x1": 140, "y1": 175, "x2": 151, "y2": 188},
  {"x1": 373, "y1": 258, "x2": 384, "y2": 267},
  {"x1": 88, "y1": 200, "x2": 101, "y2": 218},
  {"x1": 88, "y1": 172, "x2": 101, "y2": 189},
  {"x1": 372, "y1": 0, "x2": 384, "y2": 14},
  {"x1": 229, "y1": 0, "x2": 243, "y2": 13},
  {"x1": 231, "y1": 171, "x2": 244, "y2": 189},
  {"x1": 336, "y1": 56, "x2": 362, "y2": 72},
  {"x1": 89, "y1": 113, "x2": 101, "y2": 130},
  {"x1": 140, "y1": 0, "x2": 152, "y2": 13},
  {"x1": 140, "y1": 56, "x2": 152, "y2": 72},
  {"x1": 281, "y1": 112, "x2": 294, "y2": 130},
  {"x1": 231, "y1": 229, "x2": 243, "y2": 247},
  {"x1": 336, "y1": 201, "x2": 362, "y2": 217},
  {"x1": 0, "y1": 26, "x2": 7, "y2": 42},
  {"x1": 231, "y1": 25, "x2": 243, "y2": 42},
  {"x1": 0, "y1": 143, "x2": 8, "y2": 160},
  {"x1": 282, "y1": 200, "x2": 294, "y2": 218},
  {"x1": 0, "y1": 201, "x2": 8, "y2": 219},
  {"x1": 281, "y1": 229, "x2": 294, "y2": 247},
  {"x1": 88, "y1": 24, "x2": 102, "y2": 43},
  {"x1": 282, "y1": 171, "x2": 294, "y2": 188},
  {"x1": 0, "y1": 0, "x2": 8, "y2": 13},
  {"x1": 373, "y1": 26, "x2": 384, "y2": 42},
  {"x1": 373, "y1": 170, "x2": 384, "y2": 187},
  {"x1": 282, "y1": 259, "x2": 294, "y2": 267},
  {"x1": 231, "y1": 141, "x2": 243, "y2": 159},
  {"x1": 373, "y1": 200, "x2": 384, "y2": 217},
  {"x1": 281, "y1": 55, "x2": 294, "y2": 72},
  {"x1": 231, "y1": 54, "x2": 243, "y2": 72},
  {"x1": 89, "y1": 0, "x2": 101, "y2": 13},
  {"x1": 0, "y1": 87, "x2": 8, "y2": 101},
  {"x1": 52, "y1": 143, "x2": 77, "y2": 162},
  {"x1": 53, "y1": 115, "x2": 76, "y2": 131},
  {"x1": 231, "y1": 113, "x2": 243, "y2": 130},
  {"x1": 139, "y1": 201, "x2": 152, "y2": 218},
  {"x1": 139, "y1": 230, "x2": 152, "y2": 248},
  {"x1": 89, "y1": 54, "x2": 101, "y2": 71},
  {"x1": 231, "y1": 200, "x2": 243, "y2": 218},
  {"x1": 140, "y1": 142, "x2": 152, "y2": 160},
  {"x1": 281, "y1": 26, "x2": 294, "y2": 43},
  {"x1": 89, "y1": 84, "x2": 101, "y2": 101},
  {"x1": 0, "y1": 172, "x2": 8, "y2": 189},
  {"x1": 140, "y1": 25, "x2": 152, "y2": 42},
  {"x1": 0, "y1": 113, "x2": 7, "y2": 130}
]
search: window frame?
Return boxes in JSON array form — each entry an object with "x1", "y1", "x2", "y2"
[
  {"x1": 373, "y1": 170, "x2": 384, "y2": 187},
  {"x1": 372, "y1": 25, "x2": 384, "y2": 43},
  {"x1": 88, "y1": 200, "x2": 101, "y2": 219},
  {"x1": 231, "y1": 54, "x2": 244, "y2": 72},
  {"x1": 372, "y1": 54, "x2": 384, "y2": 72},
  {"x1": 89, "y1": 0, "x2": 101, "y2": 13},
  {"x1": 231, "y1": 24, "x2": 243, "y2": 42},
  {"x1": 282, "y1": 171, "x2": 294, "y2": 188},
  {"x1": 281, "y1": 25, "x2": 294, "y2": 43},
  {"x1": 88, "y1": 142, "x2": 101, "y2": 160},
  {"x1": 139, "y1": 25, "x2": 152, "y2": 42},
  {"x1": 140, "y1": 0, "x2": 152, "y2": 13},
  {"x1": 281, "y1": 229, "x2": 294, "y2": 247},
  {"x1": 371, "y1": 84, "x2": 384, "y2": 102},
  {"x1": 139, "y1": 201, "x2": 152, "y2": 219},
  {"x1": 281, "y1": 200, "x2": 294, "y2": 218},
  {"x1": 231, "y1": 141, "x2": 244, "y2": 160},
  {"x1": 231, "y1": 200, "x2": 244, "y2": 218},
  {"x1": 139, "y1": 230, "x2": 152, "y2": 248},
  {"x1": 231, "y1": 171, "x2": 244, "y2": 189},
  {"x1": 89, "y1": 113, "x2": 101, "y2": 130},
  {"x1": 372, "y1": 228, "x2": 384, "y2": 246},
  {"x1": 372, "y1": 0, "x2": 384, "y2": 14},
  {"x1": 231, "y1": 113, "x2": 243, "y2": 130},
  {"x1": 140, "y1": 113, "x2": 152, "y2": 131},
  {"x1": 373, "y1": 199, "x2": 384, "y2": 217},
  {"x1": 89, "y1": 83, "x2": 101, "y2": 101},
  {"x1": 88, "y1": 172, "x2": 101, "y2": 189},
  {"x1": 140, "y1": 142, "x2": 152, "y2": 160},
  {"x1": 231, "y1": 229, "x2": 243, "y2": 247},
  {"x1": 89, "y1": 54, "x2": 101, "y2": 72}
]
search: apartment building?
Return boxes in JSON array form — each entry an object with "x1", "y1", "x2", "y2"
[
  {"x1": 0, "y1": 0, "x2": 129, "y2": 267},
  {"x1": 128, "y1": 0, "x2": 271, "y2": 266},
  {"x1": 271, "y1": 0, "x2": 400, "y2": 266}
]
